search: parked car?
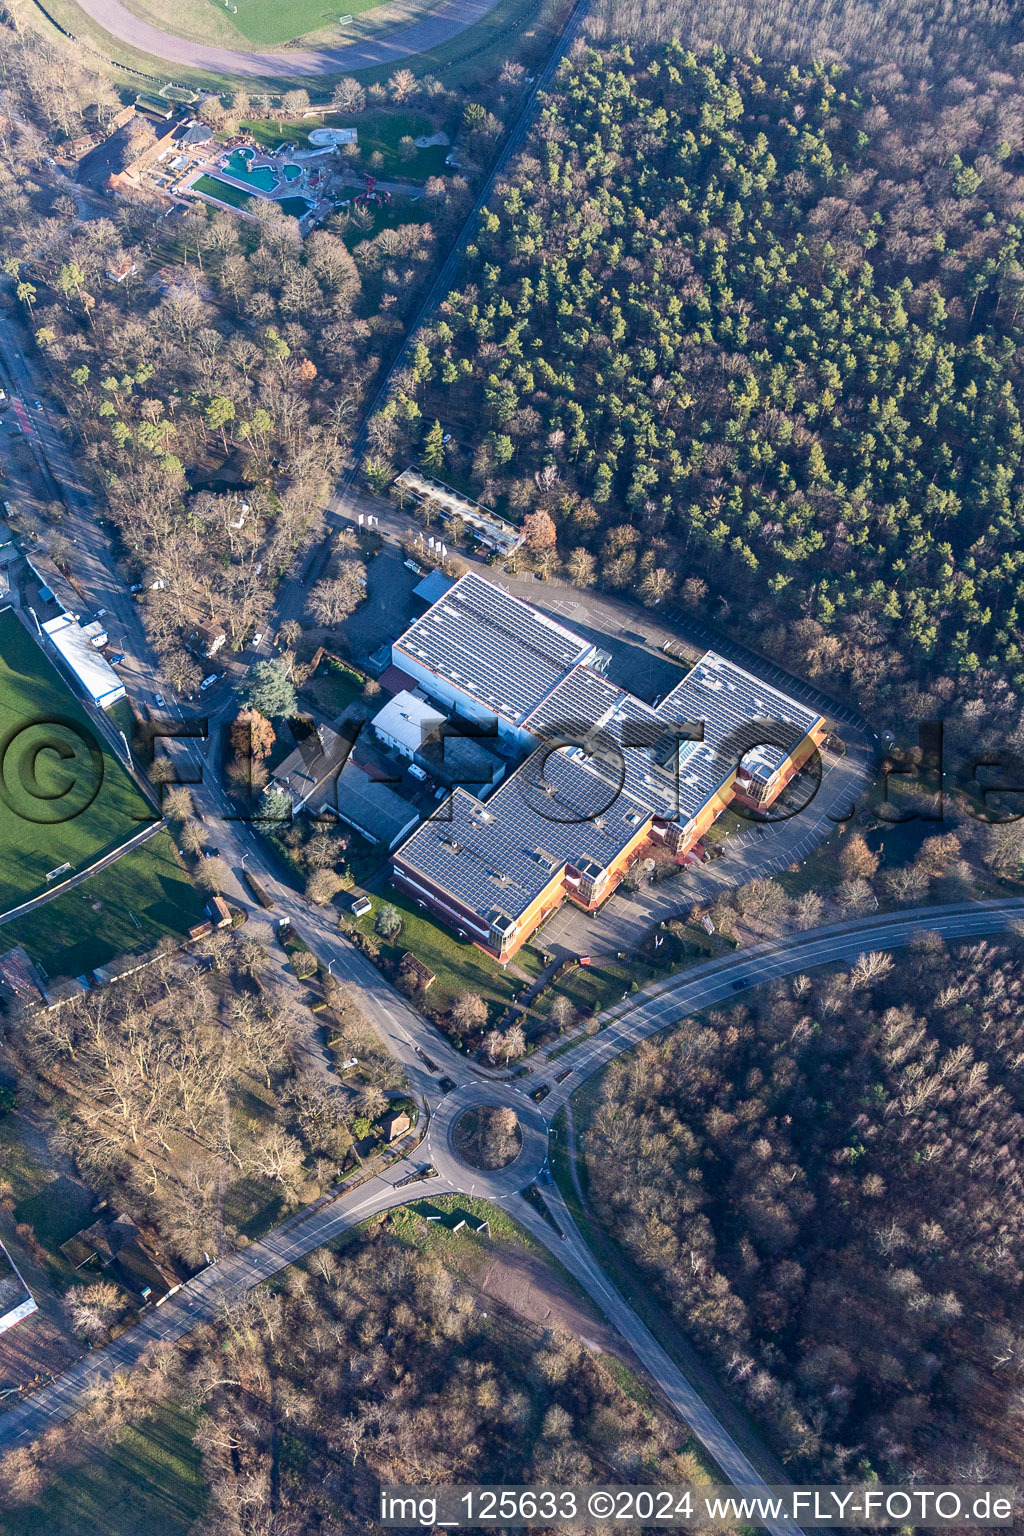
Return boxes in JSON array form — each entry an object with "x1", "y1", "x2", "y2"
[
  {"x1": 129, "y1": 583, "x2": 142, "y2": 593},
  {"x1": 200, "y1": 674, "x2": 219, "y2": 692},
  {"x1": 408, "y1": 763, "x2": 428, "y2": 782},
  {"x1": 109, "y1": 652, "x2": 125, "y2": 665},
  {"x1": 202, "y1": 846, "x2": 220, "y2": 860},
  {"x1": 153, "y1": 693, "x2": 165, "y2": 708}
]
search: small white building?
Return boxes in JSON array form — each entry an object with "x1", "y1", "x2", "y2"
[
  {"x1": 372, "y1": 690, "x2": 445, "y2": 759},
  {"x1": 0, "y1": 1242, "x2": 37, "y2": 1336},
  {"x1": 42, "y1": 615, "x2": 125, "y2": 708}
]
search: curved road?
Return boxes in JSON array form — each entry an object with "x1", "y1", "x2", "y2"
[
  {"x1": 65, "y1": 0, "x2": 504, "y2": 77},
  {"x1": 4, "y1": 895, "x2": 1023, "y2": 1536}
]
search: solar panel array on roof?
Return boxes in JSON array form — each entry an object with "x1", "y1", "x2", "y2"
[
  {"x1": 392, "y1": 575, "x2": 826, "y2": 938},
  {"x1": 395, "y1": 745, "x2": 651, "y2": 922},
  {"x1": 523, "y1": 651, "x2": 823, "y2": 825},
  {"x1": 393, "y1": 572, "x2": 594, "y2": 726}
]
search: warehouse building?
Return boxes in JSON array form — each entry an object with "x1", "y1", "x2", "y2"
[
  {"x1": 42, "y1": 614, "x2": 125, "y2": 709},
  {"x1": 392, "y1": 575, "x2": 826, "y2": 960},
  {"x1": 391, "y1": 571, "x2": 597, "y2": 747}
]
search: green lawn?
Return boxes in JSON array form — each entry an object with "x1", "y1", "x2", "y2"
[
  {"x1": 538, "y1": 956, "x2": 657, "y2": 1023},
  {"x1": 389, "y1": 1192, "x2": 541, "y2": 1252},
  {"x1": 189, "y1": 173, "x2": 253, "y2": 211},
  {"x1": 350, "y1": 885, "x2": 525, "y2": 1019},
  {"x1": 4, "y1": 831, "x2": 207, "y2": 979},
  {"x1": 300, "y1": 655, "x2": 365, "y2": 716},
  {"x1": 0, "y1": 608, "x2": 157, "y2": 915},
  {"x1": 341, "y1": 109, "x2": 451, "y2": 179},
  {"x1": 242, "y1": 109, "x2": 450, "y2": 180},
  {"x1": 1, "y1": 1401, "x2": 206, "y2": 1536},
  {"x1": 101, "y1": 0, "x2": 386, "y2": 51},
  {"x1": 198, "y1": 0, "x2": 385, "y2": 46}
]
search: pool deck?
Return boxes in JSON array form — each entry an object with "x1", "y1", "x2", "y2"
[{"x1": 181, "y1": 140, "x2": 332, "y2": 225}]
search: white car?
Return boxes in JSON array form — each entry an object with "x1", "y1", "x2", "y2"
[{"x1": 200, "y1": 674, "x2": 220, "y2": 692}]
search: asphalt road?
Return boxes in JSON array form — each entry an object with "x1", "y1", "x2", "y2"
[
  {"x1": 4, "y1": 894, "x2": 1023, "y2": 1518},
  {"x1": 0, "y1": 75, "x2": 1003, "y2": 1514},
  {"x1": 529, "y1": 897, "x2": 1024, "y2": 1119},
  {"x1": 512, "y1": 1183, "x2": 806, "y2": 1536},
  {"x1": 2, "y1": 317, "x2": 1015, "y2": 1520}
]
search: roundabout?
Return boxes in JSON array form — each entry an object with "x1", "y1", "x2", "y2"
[{"x1": 426, "y1": 1082, "x2": 548, "y2": 1196}]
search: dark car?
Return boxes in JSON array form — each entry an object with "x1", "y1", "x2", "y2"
[{"x1": 731, "y1": 977, "x2": 749, "y2": 991}]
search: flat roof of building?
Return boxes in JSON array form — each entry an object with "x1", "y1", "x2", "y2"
[
  {"x1": 395, "y1": 744, "x2": 651, "y2": 923},
  {"x1": 372, "y1": 690, "x2": 446, "y2": 755},
  {"x1": 42, "y1": 615, "x2": 125, "y2": 708},
  {"x1": 393, "y1": 572, "x2": 595, "y2": 728},
  {"x1": 335, "y1": 760, "x2": 419, "y2": 849},
  {"x1": 523, "y1": 651, "x2": 823, "y2": 823},
  {"x1": 393, "y1": 575, "x2": 826, "y2": 929},
  {"x1": 413, "y1": 569, "x2": 454, "y2": 606},
  {"x1": 0, "y1": 1241, "x2": 34, "y2": 1324}
]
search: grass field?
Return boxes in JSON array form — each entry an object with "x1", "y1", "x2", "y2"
[
  {"x1": 300, "y1": 655, "x2": 365, "y2": 715},
  {"x1": 32, "y1": 0, "x2": 558, "y2": 95},
  {"x1": 348, "y1": 884, "x2": 544, "y2": 1022},
  {"x1": 3, "y1": 830, "x2": 207, "y2": 979},
  {"x1": 120, "y1": 0, "x2": 387, "y2": 49},
  {"x1": 240, "y1": 109, "x2": 451, "y2": 180},
  {"x1": 190, "y1": 172, "x2": 253, "y2": 209},
  {"x1": 0, "y1": 608, "x2": 157, "y2": 916},
  {"x1": 2, "y1": 1401, "x2": 206, "y2": 1536}
]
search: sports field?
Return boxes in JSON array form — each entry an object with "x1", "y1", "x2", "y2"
[
  {"x1": 0, "y1": 607, "x2": 156, "y2": 915},
  {"x1": 121, "y1": 0, "x2": 387, "y2": 50},
  {"x1": 4, "y1": 831, "x2": 208, "y2": 979}
]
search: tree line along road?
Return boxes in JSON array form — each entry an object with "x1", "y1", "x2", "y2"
[{"x1": 3, "y1": 896, "x2": 1023, "y2": 1536}]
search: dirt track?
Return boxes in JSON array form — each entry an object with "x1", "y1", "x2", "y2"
[{"x1": 70, "y1": 0, "x2": 503, "y2": 78}]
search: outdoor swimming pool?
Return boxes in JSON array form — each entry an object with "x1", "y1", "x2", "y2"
[
  {"x1": 278, "y1": 196, "x2": 314, "y2": 219},
  {"x1": 282, "y1": 163, "x2": 302, "y2": 181},
  {"x1": 221, "y1": 149, "x2": 278, "y2": 192}
]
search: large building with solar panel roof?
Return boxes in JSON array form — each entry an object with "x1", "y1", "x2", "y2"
[{"x1": 391, "y1": 574, "x2": 827, "y2": 960}]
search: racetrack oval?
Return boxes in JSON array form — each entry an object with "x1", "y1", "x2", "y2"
[{"x1": 67, "y1": 0, "x2": 504, "y2": 78}]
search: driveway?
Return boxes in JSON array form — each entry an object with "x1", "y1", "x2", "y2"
[
  {"x1": 536, "y1": 737, "x2": 872, "y2": 958},
  {"x1": 70, "y1": 0, "x2": 503, "y2": 78}
]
